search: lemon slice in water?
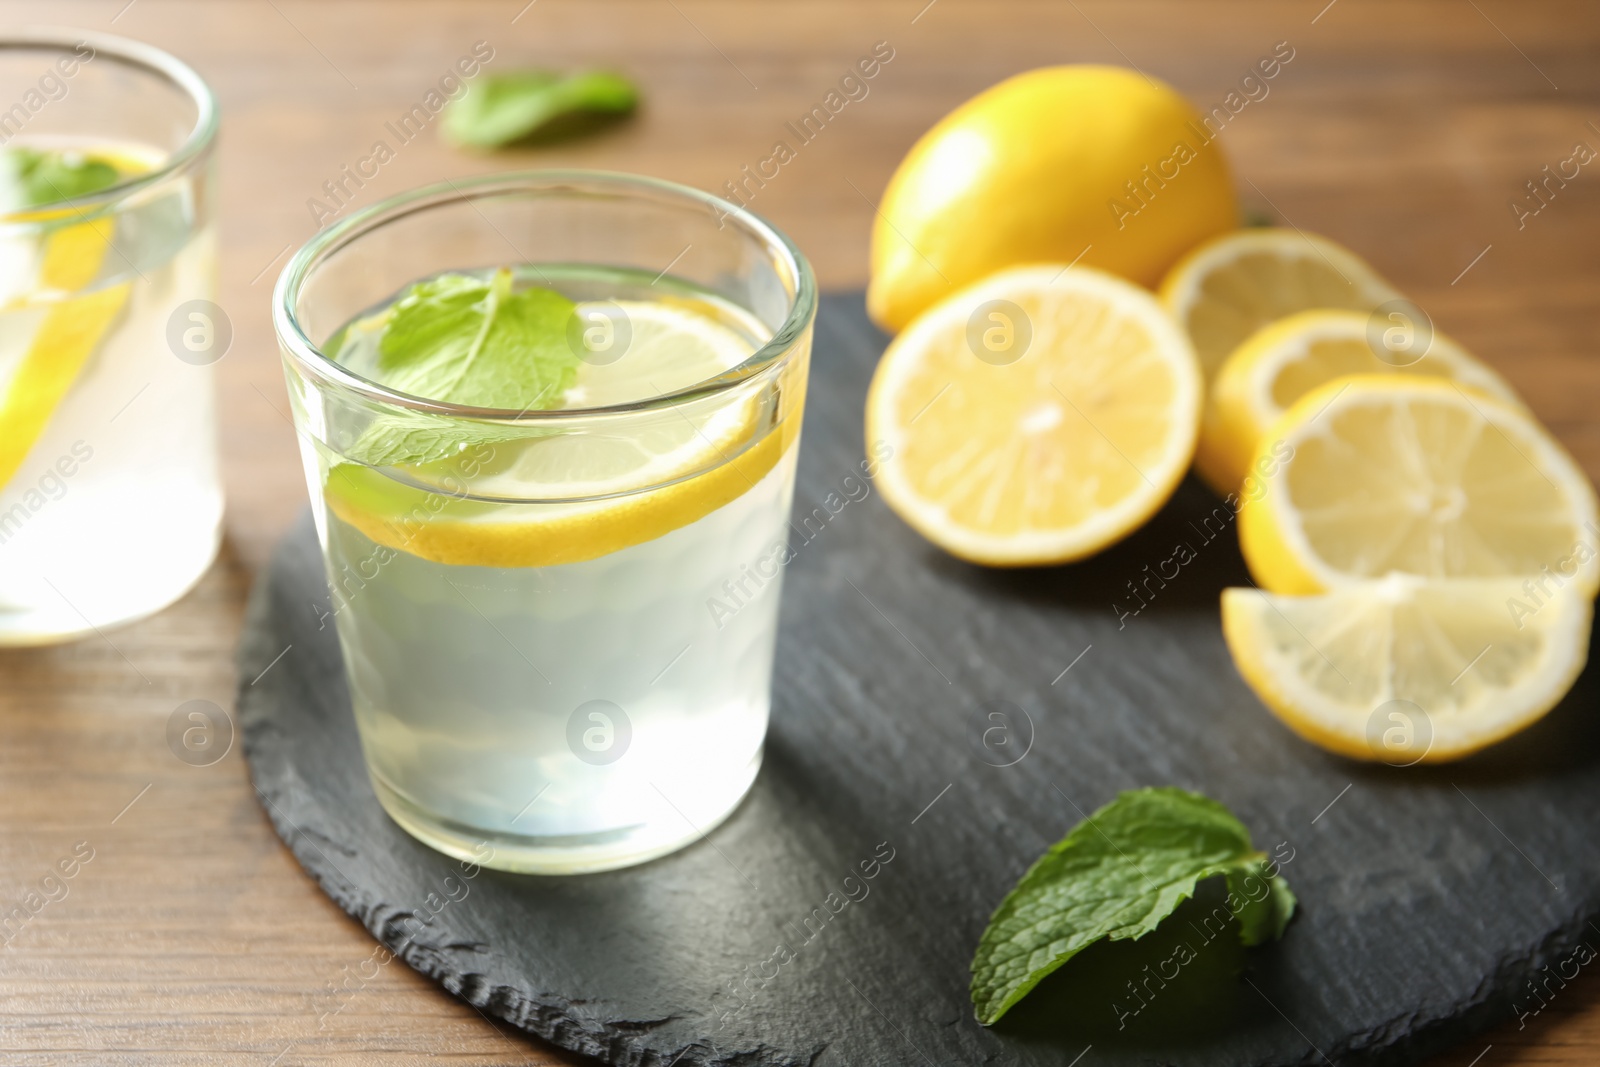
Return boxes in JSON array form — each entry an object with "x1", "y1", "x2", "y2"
[
  {"x1": 0, "y1": 216, "x2": 130, "y2": 491},
  {"x1": 325, "y1": 298, "x2": 800, "y2": 569}
]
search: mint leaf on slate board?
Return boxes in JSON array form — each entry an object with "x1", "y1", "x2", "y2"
[
  {"x1": 970, "y1": 786, "x2": 1296, "y2": 1025},
  {"x1": 443, "y1": 70, "x2": 638, "y2": 148},
  {"x1": 337, "y1": 269, "x2": 580, "y2": 467}
]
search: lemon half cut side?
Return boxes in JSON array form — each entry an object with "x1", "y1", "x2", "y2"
[{"x1": 865, "y1": 264, "x2": 1202, "y2": 566}]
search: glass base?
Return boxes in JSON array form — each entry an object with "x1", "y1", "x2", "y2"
[
  {"x1": 0, "y1": 521, "x2": 221, "y2": 646},
  {"x1": 369, "y1": 747, "x2": 764, "y2": 875}
]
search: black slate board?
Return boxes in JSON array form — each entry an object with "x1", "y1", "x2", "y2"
[{"x1": 240, "y1": 292, "x2": 1600, "y2": 1067}]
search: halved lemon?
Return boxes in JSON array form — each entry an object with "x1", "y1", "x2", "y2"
[
  {"x1": 1239, "y1": 376, "x2": 1600, "y2": 596},
  {"x1": 1207, "y1": 309, "x2": 1522, "y2": 494},
  {"x1": 1222, "y1": 575, "x2": 1591, "y2": 762},
  {"x1": 864, "y1": 264, "x2": 1202, "y2": 566},
  {"x1": 1159, "y1": 228, "x2": 1401, "y2": 492},
  {"x1": 324, "y1": 299, "x2": 800, "y2": 569}
]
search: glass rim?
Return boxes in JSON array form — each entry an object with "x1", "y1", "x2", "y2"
[
  {"x1": 0, "y1": 28, "x2": 219, "y2": 223},
  {"x1": 272, "y1": 169, "x2": 818, "y2": 422}
]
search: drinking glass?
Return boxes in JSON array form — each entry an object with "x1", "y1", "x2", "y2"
[
  {"x1": 274, "y1": 171, "x2": 815, "y2": 874},
  {"x1": 0, "y1": 30, "x2": 222, "y2": 644}
]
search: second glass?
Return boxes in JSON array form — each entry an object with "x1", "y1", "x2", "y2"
[
  {"x1": 0, "y1": 31, "x2": 222, "y2": 644},
  {"x1": 274, "y1": 172, "x2": 814, "y2": 874}
]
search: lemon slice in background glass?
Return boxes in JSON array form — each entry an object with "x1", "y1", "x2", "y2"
[{"x1": 0, "y1": 147, "x2": 138, "y2": 492}]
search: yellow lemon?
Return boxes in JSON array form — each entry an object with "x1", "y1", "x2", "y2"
[
  {"x1": 1239, "y1": 376, "x2": 1600, "y2": 596},
  {"x1": 864, "y1": 264, "x2": 1201, "y2": 566},
  {"x1": 1207, "y1": 309, "x2": 1522, "y2": 494},
  {"x1": 1222, "y1": 575, "x2": 1591, "y2": 763},
  {"x1": 867, "y1": 65, "x2": 1236, "y2": 333}
]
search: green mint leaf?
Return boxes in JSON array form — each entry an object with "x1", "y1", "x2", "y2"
[
  {"x1": 342, "y1": 420, "x2": 513, "y2": 471},
  {"x1": 341, "y1": 269, "x2": 580, "y2": 467},
  {"x1": 5, "y1": 147, "x2": 121, "y2": 208},
  {"x1": 1229, "y1": 860, "x2": 1297, "y2": 947},
  {"x1": 443, "y1": 70, "x2": 638, "y2": 148},
  {"x1": 970, "y1": 787, "x2": 1295, "y2": 1026}
]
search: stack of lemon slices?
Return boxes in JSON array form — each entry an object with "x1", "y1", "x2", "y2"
[{"x1": 1159, "y1": 230, "x2": 1597, "y2": 763}]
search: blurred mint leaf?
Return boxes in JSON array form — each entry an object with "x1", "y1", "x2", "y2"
[
  {"x1": 341, "y1": 269, "x2": 580, "y2": 466},
  {"x1": 970, "y1": 787, "x2": 1295, "y2": 1026},
  {"x1": 4, "y1": 147, "x2": 121, "y2": 208},
  {"x1": 443, "y1": 70, "x2": 638, "y2": 148}
]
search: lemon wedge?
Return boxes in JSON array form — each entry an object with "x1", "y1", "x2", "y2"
[
  {"x1": 1208, "y1": 309, "x2": 1522, "y2": 493},
  {"x1": 1222, "y1": 575, "x2": 1591, "y2": 763},
  {"x1": 1239, "y1": 375, "x2": 1600, "y2": 596},
  {"x1": 864, "y1": 264, "x2": 1201, "y2": 566},
  {"x1": 0, "y1": 216, "x2": 129, "y2": 491}
]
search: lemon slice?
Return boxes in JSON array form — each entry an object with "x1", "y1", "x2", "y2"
[
  {"x1": 1160, "y1": 228, "x2": 1401, "y2": 381},
  {"x1": 324, "y1": 299, "x2": 799, "y2": 569},
  {"x1": 563, "y1": 297, "x2": 758, "y2": 406},
  {"x1": 1222, "y1": 575, "x2": 1592, "y2": 762},
  {"x1": 1160, "y1": 228, "x2": 1401, "y2": 492},
  {"x1": 1240, "y1": 375, "x2": 1600, "y2": 596},
  {"x1": 1207, "y1": 309, "x2": 1522, "y2": 493},
  {"x1": 864, "y1": 264, "x2": 1201, "y2": 566},
  {"x1": 0, "y1": 216, "x2": 129, "y2": 491}
]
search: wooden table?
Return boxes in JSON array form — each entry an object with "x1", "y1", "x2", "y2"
[{"x1": 0, "y1": 1, "x2": 1596, "y2": 1063}]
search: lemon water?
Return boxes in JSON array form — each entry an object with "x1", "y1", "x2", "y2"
[
  {"x1": 309, "y1": 267, "x2": 799, "y2": 873},
  {"x1": 0, "y1": 140, "x2": 221, "y2": 643}
]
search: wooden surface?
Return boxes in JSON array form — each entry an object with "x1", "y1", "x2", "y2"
[{"x1": 0, "y1": 1, "x2": 1596, "y2": 1063}]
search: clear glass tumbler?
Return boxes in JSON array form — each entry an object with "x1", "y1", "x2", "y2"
[
  {"x1": 0, "y1": 30, "x2": 222, "y2": 644},
  {"x1": 274, "y1": 172, "x2": 815, "y2": 874}
]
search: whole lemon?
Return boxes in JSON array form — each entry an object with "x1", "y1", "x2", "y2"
[{"x1": 867, "y1": 65, "x2": 1236, "y2": 332}]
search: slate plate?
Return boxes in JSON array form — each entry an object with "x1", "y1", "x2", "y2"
[{"x1": 240, "y1": 292, "x2": 1600, "y2": 1067}]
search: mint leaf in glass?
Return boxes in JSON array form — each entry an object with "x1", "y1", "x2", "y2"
[
  {"x1": 970, "y1": 787, "x2": 1295, "y2": 1026},
  {"x1": 3, "y1": 147, "x2": 121, "y2": 208},
  {"x1": 338, "y1": 269, "x2": 580, "y2": 467},
  {"x1": 375, "y1": 269, "x2": 578, "y2": 408},
  {"x1": 443, "y1": 70, "x2": 638, "y2": 149}
]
